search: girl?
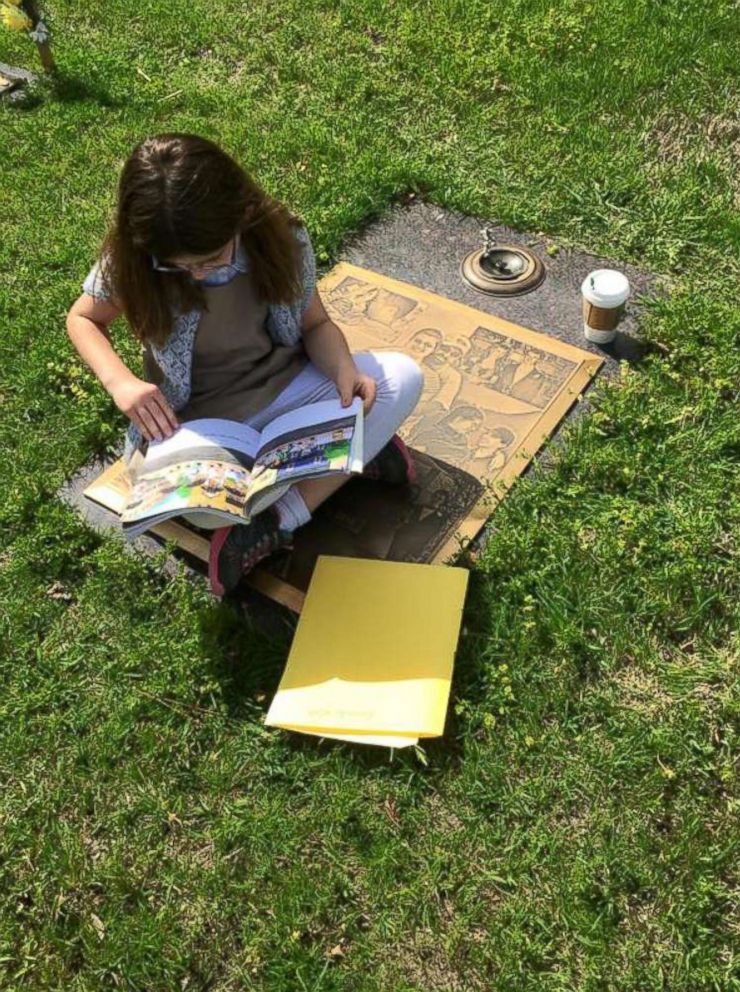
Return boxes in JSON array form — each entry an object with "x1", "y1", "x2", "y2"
[{"x1": 66, "y1": 133, "x2": 423, "y2": 596}]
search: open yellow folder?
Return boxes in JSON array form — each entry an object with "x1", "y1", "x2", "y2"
[
  {"x1": 298, "y1": 729, "x2": 420, "y2": 748},
  {"x1": 265, "y1": 556, "x2": 469, "y2": 744}
]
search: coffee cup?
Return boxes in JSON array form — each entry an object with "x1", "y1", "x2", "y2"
[{"x1": 581, "y1": 269, "x2": 630, "y2": 344}]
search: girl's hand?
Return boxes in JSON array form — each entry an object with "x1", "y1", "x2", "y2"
[
  {"x1": 108, "y1": 374, "x2": 180, "y2": 441},
  {"x1": 336, "y1": 366, "x2": 377, "y2": 414}
]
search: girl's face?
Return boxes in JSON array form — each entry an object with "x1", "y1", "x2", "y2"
[{"x1": 156, "y1": 235, "x2": 236, "y2": 279}]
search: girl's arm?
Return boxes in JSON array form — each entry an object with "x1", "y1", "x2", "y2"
[
  {"x1": 66, "y1": 293, "x2": 179, "y2": 440},
  {"x1": 300, "y1": 289, "x2": 377, "y2": 412}
]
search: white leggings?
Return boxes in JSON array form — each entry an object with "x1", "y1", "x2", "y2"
[{"x1": 184, "y1": 351, "x2": 424, "y2": 528}]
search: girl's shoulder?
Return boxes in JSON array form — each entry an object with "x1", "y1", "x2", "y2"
[
  {"x1": 294, "y1": 224, "x2": 316, "y2": 296},
  {"x1": 82, "y1": 252, "x2": 115, "y2": 302}
]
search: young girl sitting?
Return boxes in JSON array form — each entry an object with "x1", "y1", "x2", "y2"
[{"x1": 66, "y1": 132, "x2": 423, "y2": 596}]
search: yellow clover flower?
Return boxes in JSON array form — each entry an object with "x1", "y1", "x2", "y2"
[{"x1": 1, "y1": 4, "x2": 32, "y2": 30}]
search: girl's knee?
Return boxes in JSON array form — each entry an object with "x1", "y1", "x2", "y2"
[
  {"x1": 376, "y1": 352, "x2": 424, "y2": 405},
  {"x1": 400, "y1": 353, "x2": 424, "y2": 401}
]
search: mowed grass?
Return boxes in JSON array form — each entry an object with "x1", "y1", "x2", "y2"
[{"x1": 1, "y1": 1, "x2": 739, "y2": 989}]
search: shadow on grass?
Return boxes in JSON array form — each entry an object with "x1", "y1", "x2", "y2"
[
  {"x1": 7, "y1": 69, "x2": 124, "y2": 110},
  {"x1": 52, "y1": 70, "x2": 124, "y2": 108}
]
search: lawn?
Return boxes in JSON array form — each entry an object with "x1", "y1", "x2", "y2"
[{"x1": 1, "y1": 1, "x2": 738, "y2": 989}]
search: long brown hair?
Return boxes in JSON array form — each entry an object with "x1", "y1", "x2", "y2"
[{"x1": 98, "y1": 133, "x2": 305, "y2": 346}]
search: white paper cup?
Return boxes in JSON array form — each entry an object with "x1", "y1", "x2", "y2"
[{"x1": 581, "y1": 269, "x2": 630, "y2": 344}]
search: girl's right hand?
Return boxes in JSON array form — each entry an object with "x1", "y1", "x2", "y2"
[{"x1": 108, "y1": 375, "x2": 180, "y2": 441}]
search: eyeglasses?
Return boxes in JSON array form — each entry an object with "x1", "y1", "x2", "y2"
[{"x1": 151, "y1": 236, "x2": 236, "y2": 274}]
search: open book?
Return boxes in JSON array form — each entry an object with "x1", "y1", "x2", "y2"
[{"x1": 120, "y1": 397, "x2": 364, "y2": 538}]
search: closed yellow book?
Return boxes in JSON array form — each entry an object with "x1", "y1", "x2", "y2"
[{"x1": 265, "y1": 556, "x2": 469, "y2": 740}]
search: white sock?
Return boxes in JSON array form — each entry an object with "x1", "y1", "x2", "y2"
[{"x1": 274, "y1": 486, "x2": 312, "y2": 532}]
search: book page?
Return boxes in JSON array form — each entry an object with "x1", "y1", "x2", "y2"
[
  {"x1": 141, "y1": 419, "x2": 261, "y2": 472},
  {"x1": 121, "y1": 419, "x2": 262, "y2": 529},
  {"x1": 247, "y1": 398, "x2": 364, "y2": 504}
]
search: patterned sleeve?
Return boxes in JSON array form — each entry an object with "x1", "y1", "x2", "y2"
[
  {"x1": 295, "y1": 224, "x2": 316, "y2": 315},
  {"x1": 264, "y1": 224, "x2": 318, "y2": 346},
  {"x1": 82, "y1": 254, "x2": 114, "y2": 301}
]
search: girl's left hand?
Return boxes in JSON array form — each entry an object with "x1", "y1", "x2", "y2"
[{"x1": 336, "y1": 367, "x2": 377, "y2": 414}]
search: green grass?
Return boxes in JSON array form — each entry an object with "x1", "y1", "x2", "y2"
[{"x1": 1, "y1": 1, "x2": 739, "y2": 989}]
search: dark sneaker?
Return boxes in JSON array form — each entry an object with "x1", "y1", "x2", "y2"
[
  {"x1": 363, "y1": 434, "x2": 417, "y2": 486},
  {"x1": 208, "y1": 507, "x2": 294, "y2": 597}
]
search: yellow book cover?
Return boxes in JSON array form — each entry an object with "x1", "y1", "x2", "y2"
[{"x1": 265, "y1": 556, "x2": 469, "y2": 740}]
